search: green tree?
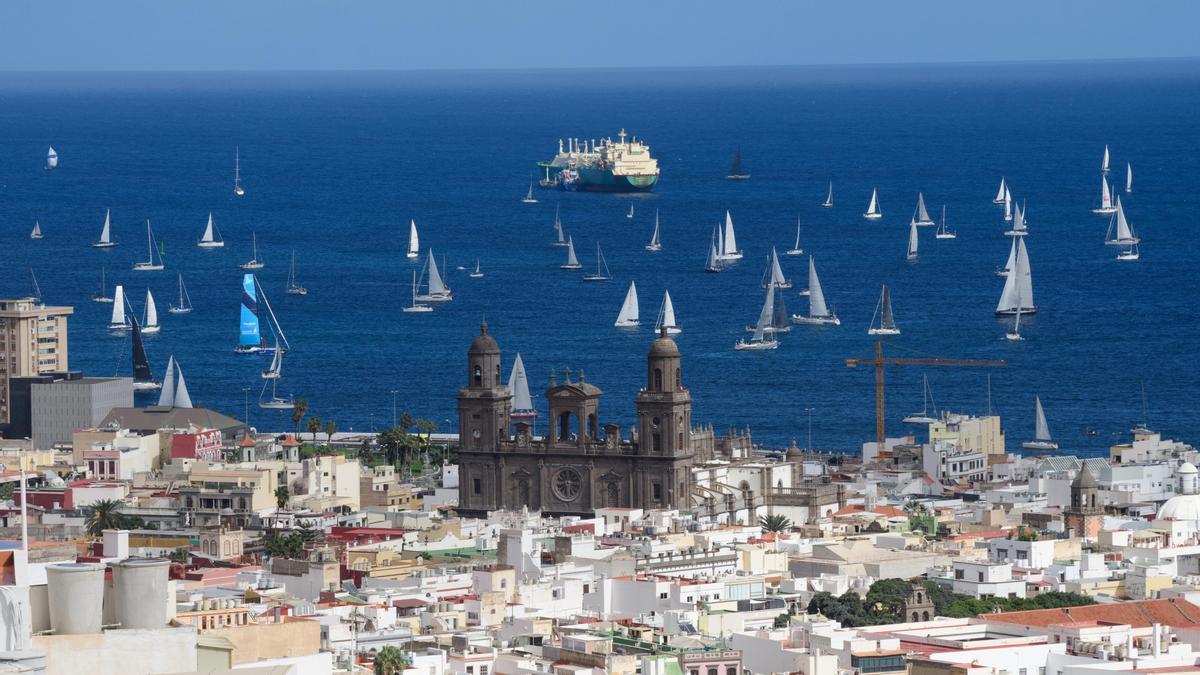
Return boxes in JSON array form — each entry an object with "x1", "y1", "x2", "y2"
[
  {"x1": 86, "y1": 499, "x2": 127, "y2": 536},
  {"x1": 378, "y1": 426, "x2": 413, "y2": 467},
  {"x1": 759, "y1": 513, "x2": 793, "y2": 533},
  {"x1": 274, "y1": 485, "x2": 290, "y2": 509},
  {"x1": 773, "y1": 612, "x2": 792, "y2": 628},
  {"x1": 0, "y1": 482, "x2": 14, "y2": 501},
  {"x1": 291, "y1": 398, "x2": 309, "y2": 436},
  {"x1": 306, "y1": 415, "x2": 322, "y2": 446},
  {"x1": 374, "y1": 646, "x2": 409, "y2": 675},
  {"x1": 325, "y1": 420, "x2": 338, "y2": 451},
  {"x1": 169, "y1": 547, "x2": 190, "y2": 562},
  {"x1": 397, "y1": 412, "x2": 415, "y2": 434},
  {"x1": 262, "y1": 531, "x2": 304, "y2": 559}
]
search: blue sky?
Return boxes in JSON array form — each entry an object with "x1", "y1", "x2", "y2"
[{"x1": 1, "y1": 1, "x2": 1198, "y2": 71}]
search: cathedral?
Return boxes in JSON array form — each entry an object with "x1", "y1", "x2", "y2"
[{"x1": 455, "y1": 322, "x2": 698, "y2": 517}]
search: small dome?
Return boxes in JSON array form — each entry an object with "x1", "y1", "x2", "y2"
[
  {"x1": 649, "y1": 329, "x2": 680, "y2": 357},
  {"x1": 786, "y1": 440, "x2": 803, "y2": 461},
  {"x1": 1181, "y1": 462, "x2": 1198, "y2": 475},
  {"x1": 1158, "y1": 494, "x2": 1200, "y2": 521},
  {"x1": 469, "y1": 321, "x2": 500, "y2": 355}
]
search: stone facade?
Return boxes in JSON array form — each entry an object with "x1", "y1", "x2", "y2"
[
  {"x1": 457, "y1": 323, "x2": 696, "y2": 516},
  {"x1": 1064, "y1": 466, "x2": 1104, "y2": 540}
]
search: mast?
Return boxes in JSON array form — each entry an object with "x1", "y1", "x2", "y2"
[{"x1": 256, "y1": 277, "x2": 290, "y2": 351}]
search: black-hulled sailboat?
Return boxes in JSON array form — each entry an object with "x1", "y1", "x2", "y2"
[
  {"x1": 725, "y1": 145, "x2": 750, "y2": 180},
  {"x1": 129, "y1": 311, "x2": 161, "y2": 391}
]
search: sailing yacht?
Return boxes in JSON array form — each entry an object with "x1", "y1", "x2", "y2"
[
  {"x1": 234, "y1": 147, "x2": 245, "y2": 197},
  {"x1": 1003, "y1": 187, "x2": 1013, "y2": 222},
  {"x1": 704, "y1": 228, "x2": 723, "y2": 273},
  {"x1": 868, "y1": 285, "x2": 901, "y2": 335},
  {"x1": 614, "y1": 281, "x2": 640, "y2": 327},
  {"x1": 240, "y1": 233, "x2": 265, "y2": 270},
  {"x1": 287, "y1": 250, "x2": 308, "y2": 295},
  {"x1": 736, "y1": 284, "x2": 780, "y2": 350},
  {"x1": 902, "y1": 376, "x2": 938, "y2": 424},
  {"x1": 560, "y1": 236, "x2": 583, "y2": 270},
  {"x1": 746, "y1": 284, "x2": 791, "y2": 334},
  {"x1": 1092, "y1": 176, "x2": 1117, "y2": 214},
  {"x1": 521, "y1": 176, "x2": 538, "y2": 204},
  {"x1": 235, "y1": 274, "x2": 292, "y2": 353},
  {"x1": 645, "y1": 210, "x2": 662, "y2": 251},
  {"x1": 415, "y1": 249, "x2": 453, "y2": 301},
  {"x1": 507, "y1": 353, "x2": 538, "y2": 420},
  {"x1": 468, "y1": 260, "x2": 484, "y2": 278},
  {"x1": 141, "y1": 289, "x2": 161, "y2": 334},
  {"x1": 92, "y1": 268, "x2": 114, "y2": 303},
  {"x1": 30, "y1": 221, "x2": 43, "y2": 240},
  {"x1": 717, "y1": 210, "x2": 743, "y2": 260},
  {"x1": 157, "y1": 356, "x2": 193, "y2": 408},
  {"x1": 1101, "y1": 145, "x2": 1111, "y2": 175},
  {"x1": 1125, "y1": 163, "x2": 1133, "y2": 193},
  {"x1": 822, "y1": 182, "x2": 833, "y2": 208},
  {"x1": 913, "y1": 193, "x2": 935, "y2": 226},
  {"x1": 45, "y1": 147, "x2": 58, "y2": 171},
  {"x1": 995, "y1": 237, "x2": 1037, "y2": 315},
  {"x1": 935, "y1": 206, "x2": 957, "y2": 240},
  {"x1": 169, "y1": 274, "x2": 193, "y2": 314},
  {"x1": 92, "y1": 209, "x2": 117, "y2": 248},
  {"x1": 582, "y1": 243, "x2": 612, "y2": 282},
  {"x1": 1004, "y1": 201, "x2": 1027, "y2": 237},
  {"x1": 132, "y1": 221, "x2": 165, "y2": 271},
  {"x1": 785, "y1": 216, "x2": 803, "y2": 255},
  {"x1": 792, "y1": 257, "x2": 840, "y2": 326},
  {"x1": 1104, "y1": 196, "x2": 1140, "y2": 261},
  {"x1": 197, "y1": 213, "x2": 224, "y2": 248},
  {"x1": 261, "y1": 345, "x2": 283, "y2": 379},
  {"x1": 1005, "y1": 287, "x2": 1025, "y2": 341},
  {"x1": 760, "y1": 247, "x2": 792, "y2": 288},
  {"x1": 626, "y1": 203, "x2": 635, "y2": 219},
  {"x1": 906, "y1": 219, "x2": 919, "y2": 262},
  {"x1": 551, "y1": 205, "x2": 569, "y2": 247},
  {"x1": 129, "y1": 312, "x2": 160, "y2": 391},
  {"x1": 407, "y1": 220, "x2": 420, "y2": 259},
  {"x1": 258, "y1": 349, "x2": 295, "y2": 409},
  {"x1": 403, "y1": 271, "x2": 433, "y2": 313},
  {"x1": 863, "y1": 188, "x2": 882, "y2": 220},
  {"x1": 1022, "y1": 396, "x2": 1059, "y2": 450},
  {"x1": 655, "y1": 291, "x2": 681, "y2": 335},
  {"x1": 725, "y1": 145, "x2": 750, "y2": 180},
  {"x1": 993, "y1": 177, "x2": 1007, "y2": 205}
]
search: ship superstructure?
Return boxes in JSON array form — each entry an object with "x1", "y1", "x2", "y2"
[{"x1": 538, "y1": 129, "x2": 660, "y2": 192}]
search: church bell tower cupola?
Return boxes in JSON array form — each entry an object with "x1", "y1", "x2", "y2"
[
  {"x1": 636, "y1": 328, "x2": 692, "y2": 457},
  {"x1": 457, "y1": 322, "x2": 512, "y2": 451}
]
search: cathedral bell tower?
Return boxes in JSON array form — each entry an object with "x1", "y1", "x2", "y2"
[
  {"x1": 457, "y1": 322, "x2": 512, "y2": 451},
  {"x1": 634, "y1": 328, "x2": 694, "y2": 508}
]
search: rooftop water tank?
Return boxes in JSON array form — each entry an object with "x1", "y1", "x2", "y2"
[
  {"x1": 112, "y1": 558, "x2": 170, "y2": 629},
  {"x1": 46, "y1": 563, "x2": 104, "y2": 635}
]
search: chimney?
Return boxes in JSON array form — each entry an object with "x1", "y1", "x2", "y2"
[{"x1": 103, "y1": 529, "x2": 130, "y2": 558}]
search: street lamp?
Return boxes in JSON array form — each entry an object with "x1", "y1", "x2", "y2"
[{"x1": 242, "y1": 386, "x2": 251, "y2": 427}]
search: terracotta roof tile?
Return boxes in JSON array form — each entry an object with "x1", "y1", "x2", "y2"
[{"x1": 987, "y1": 599, "x2": 1200, "y2": 629}]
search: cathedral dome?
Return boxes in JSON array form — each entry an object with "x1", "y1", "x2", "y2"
[
  {"x1": 469, "y1": 321, "x2": 500, "y2": 355},
  {"x1": 1157, "y1": 493, "x2": 1200, "y2": 521},
  {"x1": 649, "y1": 330, "x2": 680, "y2": 358},
  {"x1": 1181, "y1": 462, "x2": 1198, "y2": 475}
]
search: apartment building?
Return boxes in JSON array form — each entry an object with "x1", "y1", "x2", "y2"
[{"x1": 0, "y1": 298, "x2": 72, "y2": 425}]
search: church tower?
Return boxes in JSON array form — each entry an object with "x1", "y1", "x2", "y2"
[
  {"x1": 457, "y1": 322, "x2": 512, "y2": 452},
  {"x1": 1064, "y1": 465, "x2": 1103, "y2": 540},
  {"x1": 634, "y1": 327, "x2": 694, "y2": 508}
]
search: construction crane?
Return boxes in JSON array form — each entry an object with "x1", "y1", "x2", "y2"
[{"x1": 846, "y1": 340, "x2": 1006, "y2": 451}]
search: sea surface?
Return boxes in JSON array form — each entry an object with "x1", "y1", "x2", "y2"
[{"x1": 2, "y1": 61, "x2": 1198, "y2": 457}]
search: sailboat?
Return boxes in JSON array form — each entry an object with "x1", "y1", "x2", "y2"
[
  {"x1": 995, "y1": 237, "x2": 1017, "y2": 277},
  {"x1": 704, "y1": 228, "x2": 723, "y2": 273},
  {"x1": 995, "y1": 237, "x2": 1036, "y2": 315},
  {"x1": 582, "y1": 243, "x2": 611, "y2": 282},
  {"x1": 140, "y1": 289, "x2": 161, "y2": 334},
  {"x1": 168, "y1": 273, "x2": 193, "y2": 314},
  {"x1": 235, "y1": 274, "x2": 291, "y2": 353},
  {"x1": 993, "y1": 177, "x2": 1007, "y2": 205},
  {"x1": 129, "y1": 312, "x2": 160, "y2": 391},
  {"x1": 30, "y1": 221, "x2": 43, "y2": 240},
  {"x1": 132, "y1": 221, "x2": 165, "y2": 271},
  {"x1": 1125, "y1": 163, "x2": 1133, "y2": 193},
  {"x1": 746, "y1": 283, "x2": 791, "y2": 334},
  {"x1": 822, "y1": 181, "x2": 834, "y2": 208},
  {"x1": 1101, "y1": 145, "x2": 1111, "y2": 175},
  {"x1": 1092, "y1": 176, "x2": 1116, "y2": 214},
  {"x1": 407, "y1": 220, "x2": 420, "y2": 259},
  {"x1": 1005, "y1": 285, "x2": 1025, "y2": 341},
  {"x1": 240, "y1": 233, "x2": 265, "y2": 270},
  {"x1": 403, "y1": 270, "x2": 433, "y2": 313},
  {"x1": 913, "y1": 192, "x2": 934, "y2": 226},
  {"x1": 725, "y1": 145, "x2": 750, "y2": 180},
  {"x1": 234, "y1": 147, "x2": 245, "y2": 197},
  {"x1": 157, "y1": 356, "x2": 193, "y2": 408},
  {"x1": 717, "y1": 210, "x2": 743, "y2": 260},
  {"x1": 45, "y1": 147, "x2": 58, "y2": 171},
  {"x1": 92, "y1": 268, "x2": 114, "y2": 303},
  {"x1": 508, "y1": 353, "x2": 538, "y2": 419},
  {"x1": 1004, "y1": 201, "x2": 1027, "y2": 237},
  {"x1": 760, "y1": 247, "x2": 792, "y2": 288},
  {"x1": 906, "y1": 219, "x2": 919, "y2": 262},
  {"x1": 785, "y1": 216, "x2": 803, "y2": 256},
  {"x1": 863, "y1": 188, "x2": 882, "y2": 220},
  {"x1": 1003, "y1": 187, "x2": 1013, "y2": 222},
  {"x1": 468, "y1": 260, "x2": 484, "y2": 279},
  {"x1": 197, "y1": 212, "x2": 224, "y2": 248},
  {"x1": 551, "y1": 204, "x2": 569, "y2": 247},
  {"x1": 868, "y1": 285, "x2": 901, "y2": 335},
  {"x1": 28, "y1": 269, "x2": 42, "y2": 303},
  {"x1": 261, "y1": 344, "x2": 282, "y2": 379},
  {"x1": 645, "y1": 210, "x2": 662, "y2": 252},
  {"x1": 108, "y1": 286, "x2": 131, "y2": 330},
  {"x1": 521, "y1": 176, "x2": 538, "y2": 204},
  {"x1": 736, "y1": 284, "x2": 780, "y2": 350},
  {"x1": 614, "y1": 281, "x2": 640, "y2": 327},
  {"x1": 902, "y1": 376, "x2": 939, "y2": 424},
  {"x1": 792, "y1": 257, "x2": 840, "y2": 326},
  {"x1": 92, "y1": 209, "x2": 117, "y2": 248},
  {"x1": 258, "y1": 348, "x2": 295, "y2": 410},
  {"x1": 626, "y1": 203, "x2": 635, "y2": 219},
  {"x1": 935, "y1": 206, "x2": 957, "y2": 240},
  {"x1": 286, "y1": 250, "x2": 308, "y2": 295},
  {"x1": 1104, "y1": 196, "x2": 1140, "y2": 261},
  {"x1": 414, "y1": 249, "x2": 453, "y2": 301},
  {"x1": 655, "y1": 291, "x2": 681, "y2": 335},
  {"x1": 1022, "y1": 396, "x2": 1059, "y2": 450},
  {"x1": 560, "y1": 236, "x2": 583, "y2": 270}
]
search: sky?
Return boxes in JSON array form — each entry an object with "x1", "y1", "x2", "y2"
[{"x1": 1, "y1": 1, "x2": 1198, "y2": 71}]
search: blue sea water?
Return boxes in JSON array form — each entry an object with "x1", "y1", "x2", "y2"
[{"x1": 2, "y1": 61, "x2": 1198, "y2": 456}]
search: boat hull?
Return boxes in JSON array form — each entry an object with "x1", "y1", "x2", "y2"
[
  {"x1": 1092, "y1": 207, "x2": 1117, "y2": 214},
  {"x1": 935, "y1": 234, "x2": 957, "y2": 240},
  {"x1": 614, "y1": 320, "x2": 639, "y2": 328},
  {"x1": 132, "y1": 382, "x2": 162, "y2": 391},
  {"x1": 168, "y1": 307, "x2": 192, "y2": 314},
  {"x1": 735, "y1": 339, "x2": 777, "y2": 350},
  {"x1": 645, "y1": 245, "x2": 662, "y2": 252},
  {"x1": 785, "y1": 249, "x2": 803, "y2": 256},
  {"x1": 726, "y1": 175, "x2": 751, "y2": 181},
  {"x1": 995, "y1": 306, "x2": 1037, "y2": 316},
  {"x1": 792, "y1": 314, "x2": 840, "y2": 326},
  {"x1": 240, "y1": 262, "x2": 265, "y2": 271},
  {"x1": 198, "y1": 242, "x2": 224, "y2": 249},
  {"x1": 1022, "y1": 440, "x2": 1058, "y2": 451},
  {"x1": 821, "y1": 202, "x2": 833, "y2": 208},
  {"x1": 260, "y1": 401, "x2": 295, "y2": 410},
  {"x1": 863, "y1": 213, "x2": 882, "y2": 220},
  {"x1": 560, "y1": 264, "x2": 582, "y2": 271},
  {"x1": 868, "y1": 328, "x2": 901, "y2": 336},
  {"x1": 415, "y1": 294, "x2": 452, "y2": 302},
  {"x1": 92, "y1": 242, "x2": 118, "y2": 249},
  {"x1": 543, "y1": 164, "x2": 658, "y2": 193},
  {"x1": 403, "y1": 306, "x2": 434, "y2": 313},
  {"x1": 93, "y1": 296, "x2": 114, "y2": 304},
  {"x1": 133, "y1": 264, "x2": 164, "y2": 271},
  {"x1": 903, "y1": 415, "x2": 938, "y2": 424}
]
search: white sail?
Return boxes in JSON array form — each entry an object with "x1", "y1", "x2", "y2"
[
  {"x1": 110, "y1": 285, "x2": 127, "y2": 326},
  {"x1": 1100, "y1": 176, "x2": 1112, "y2": 210},
  {"x1": 754, "y1": 282, "x2": 776, "y2": 335},
  {"x1": 808, "y1": 257, "x2": 830, "y2": 317},
  {"x1": 407, "y1": 220, "x2": 420, "y2": 258},
  {"x1": 865, "y1": 188, "x2": 880, "y2": 217},
  {"x1": 657, "y1": 291, "x2": 680, "y2": 333},
  {"x1": 46, "y1": 147, "x2": 58, "y2": 169},
  {"x1": 564, "y1": 236, "x2": 580, "y2": 267},
  {"x1": 1002, "y1": 237, "x2": 1017, "y2": 275},
  {"x1": 916, "y1": 192, "x2": 932, "y2": 224},
  {"x1": 647, "y1": 210, "x2": 661, "y2": 249},
  {"x1": 1003, "y1": 188, "x2": 1012, "y2": 221},
  {"x1": 1009, "y1": 202, "x2": 1026, "y2": 234},
  {"x1": 1107, "y1": 196, "x2": 1138, "y2": 245},
  {"x1": 705, "y1": 229, "x2": 722, "y2": 272},
  {"x1": 1034, "y1": 396, "x2": 1052, "y2": 441},
  {"x1": 878, "y1": 286, "x2": 897, "y2": 330},
  {"x1": 1102, "y1": 145, "x2": 1110, "y2": 173},
  {"x1": 615, "y1": 281, "x2": 640, "y2": 327},
  {"x1": 99, "y1": 209, "x2": 112, "y2": 244},
  {"x1": 158, "y1": 356, "x2": 177, "y2": 407},
  {"x1": 994, "y1": 177, "x2": 1007, "y2": 204},
  {"x1": 1126, "y1": 163, "x2": 1133, "y2": 193},
  {"x1": 507, "y1": 353, "x2": 534, "y2": 413},
  {"x1": 201, "y1": 213, "x2": 216, "y2": 243},
  {"x1": 144, "y1": 289, "x2": 159, "y2": 329},
  {"x1": 997, "y1": 238, "x2": 1034, "y2": 313},
  {"x1": 31, "y1": 222, "x2": 42, "y2": 239},
  {"x1": 173, "y1": 360, "x2": 193, "y2": 409},
  {"x1": 907, "y1": 219, "x2": 919, "y2": 260},
  {"x1": 765, "y1": 247, "x2": 788, "y2": 286},
  {"x1": 722, "y1": 210, "x2": 739, "y2": 256},
  {"x1": 823, "y1": 181, "x2": 833, "y2": 207},
  {"x1": 426, "y1": 249, "x2": 448, "y2": 295}
]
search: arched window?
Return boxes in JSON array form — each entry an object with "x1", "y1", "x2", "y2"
[
  {"x1": 652, "y1": 433, "x2": 662, "y2": 452},
  {"x1": 922, "y1": 610, "x2": 930, "y2": 621},
  {"x1": 473, "y1": 365, "x2": 482, "y2": 387},
  {"x1": 708, "y1": 668, "x2": 718, "y2": 675},
  {"x1": 654, "y1": 368, "x2": 663, "y2": 390},
  {"x1": 912, "y1": 612, "x2": 919, "y2": 622},
  {"x1": 495, "y1": 364, "x2": 501, "y2": 386},
  {"x1": 916, "y1": 592, "x2": 923, "y2": 604}
]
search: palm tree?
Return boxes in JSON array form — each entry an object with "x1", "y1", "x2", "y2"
[
  {"x1": 274, "y1": 485, "x2": 290, "y2": 509},
  {"x1": 374, "y1": 646, "x2": 409, "y2": 675},
  {"x1": 291, "y1": 398, "x2": 309, "y2": 436},
  {"x1": 759, "y1": 513, "x2": 792, "y2": 533},
  {"x1": 306, "y1": 415, "x2": 322, "y2": 446},
  {"x1": 86, "y1": 499, "x2": 127, "y2": 536},
  {"x1": 325, "y1": 420, "x2": 337, "y2": 451}
]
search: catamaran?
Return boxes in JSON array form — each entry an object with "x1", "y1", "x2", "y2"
[
  {"x1": 993, "y1": 177, "x2": 1007, "y2": 205},
  {"x1": 198, "y1": 213, "x2": 224, "y2": 248},
  {"x1": 403, "y1": 270, "x2": 433, "y2": 313},
  {"x1": 108, "y1": 285, "x2": 130, "y2": 330},
  {"x1": 92, "y1": 209, "x2": 117, "y2": 248},
  {"x1": 133, "y1": 220, "x2": 165, "y2": 271},
  {"x1": 169, "y1": 273, "x2": 193, "y2": 314},
  {"x1": 1125, "y1": 163, "x2": 1133, "y2": 193},
  {"x1": 935, "y1": 205, "x2": 957, "y2": 240},
  {"x1": 868, "y1": 285, "x2": 901, "y2": 336},
  {"x1": 129, "y1": 312, "x2": 160, "y2": 391},
  {"x1": 785, "y1": 216, "x2": 803, "y2": 255},
  {"x1": 822, "y1": 181, "x2": 834, "y2": 208},
  {"x1": 626, "y1": 203, "x2": 635, "y2": 219},
  {"x1": 725, "y1": 145, "x2": 750, "y2": 180},
  {"x1": 240, "y1": 232, "x2": 265, "y2": 270},
  {"x1": 407, "y1": 220, "x2": 420, "y2": 259},
  {"x1": 30, "y1": 221, "x2": 43, "y2": 240},
  {"x1": 704, "y1": 228, "x2": 723, "y2": 273},
  {"x1": 1092, "y1": 176, "x2": 1116, "y2": 214},
  {"x1": 287, "y1": 250, "x2": 308, "y2": 295},
  {"x1": 760, "y1": 247, "x2": 792, "y2": 288},
  {"x1": 792, "y1": 257, "x2": 840, "y2": 326},
  {"x1": 234, "y1": 147, "x2": 245, "y2": 197},
  {"x1": 468, "y1": 259, "x2": 484, "y2": 279},
  {"x1": 1104, "y1": 196, "x2": 1140, "y2": 261},
  {"x1": 45, "y1": 147, "x2": 58, "y2": 171},
  {"x1": 521, "y1": 176, "x2": 538, "y2": 204},
  {"x1": 415, "y1": 249, "x2": 453, "y2": 301},
  {"x1": 507, "y1": 353, "x2": 538, "y2": 420},
  {"x1": 614, "y1": 281, "x2": 639, "y2": 327},
  {"x1": 561, "y1": 236, "x2": 583, "y2": 270},
  {"x1": 655, "y1": 291, "x2": 681, "y2": 335},
  {"x1": 906, "y1": 219, "x2": 919, "y2": 262},
  {"x1": 551, "y1": 204, "x2": 569, "y2": 247},
  {"x1": 863, "y1": 188, "x2": 882, "y2": 220},
  {"x1": 996, "y1": 237, "x2": 1036, "y2": 315},
  {"x1": 717, "y1": 210, "x2": 743, "y2": 260},
  {"x1": 582, "y1": 242, "x2": 611, "y2": 281},
  {"x1": 736, "y1": 284, "x2": 780, "y2": 351},
  {"x1": 913, "y1": 192, "x2": 934, "y2": 226},
  {"x1": 1101, "y1": 145, "x2": 1111, "y2": 175},
  {"x1": 1022, "y1": 396, "x2": 1058, "y2": 450},
  {"x1": 92, "y1": 268, "x2": 114, "y2": 303},
  {"x1": 902, "y1": 376, "x2": 938, "y2": 424},
  {"x1": 141, "y1": 289, "x2": 161, "y2": 334},
  {"x1": 645, "y1": 210, "x2": 662, "y2": 252}
]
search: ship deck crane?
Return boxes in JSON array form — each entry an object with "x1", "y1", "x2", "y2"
[{"x1": 846, "y1": 340, "x2": 1006, "y2": 451}]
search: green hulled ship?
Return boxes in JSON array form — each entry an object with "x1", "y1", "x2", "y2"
[{"x1": 537, "y1": 129, "x2": 660, "y2": 193}]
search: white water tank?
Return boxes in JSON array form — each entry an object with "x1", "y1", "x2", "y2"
[
  {"x1": 112, "y1": 558, "x2": 170, "y2": 629},
  {"x1": 46, "y1": 563, "x2": 105, "y2": 635}
]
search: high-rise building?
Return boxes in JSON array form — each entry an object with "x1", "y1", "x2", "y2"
[{"x1": 0, "y1": 299, "x2": 73, "y2": 426}]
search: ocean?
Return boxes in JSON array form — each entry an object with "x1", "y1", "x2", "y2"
[{"x1": 2, "y1": 61, "x2": 1197, "y2": 456}]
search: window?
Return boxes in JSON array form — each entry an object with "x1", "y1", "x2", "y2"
[
  {"x1": 481, "y1": 668, "x2": 489, "y2": 675},
  {"x1": 500, "y1": 579, "x2": 507, "y2": 589},
  {"x1": 473, "y1": 365, "x2": 482, "y2": 387},
  {"x1": 467, "y1": 667, "x2": 474, "y2": 675},
  {"x1": 955, "y1": 568, "x2": 964, "y2": 580},
  {"x1": 654, "y1": 368, "x2": 663, "y2": 390},
  {"x1": 652, "y1": 482, "x2": 662, "y2": 501},
  {"x1": 473, "y1": 478, "x2": 482, "y2": 494},
  {"x1": 709, "y1": 669, "x2": 718, "y2": 675}
]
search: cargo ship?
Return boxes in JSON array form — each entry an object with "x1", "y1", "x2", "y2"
[{"x1": 537, "y1": 129, "x2": 660, "y2": 193}]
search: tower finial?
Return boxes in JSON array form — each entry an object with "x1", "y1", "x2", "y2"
[
  {"x1": 659, "y1": 326, "x2": 668, "y2": 338},
  {"x1": 480, "y1": 320, "x2": 489, "y2": 335}
]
